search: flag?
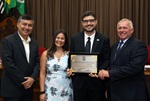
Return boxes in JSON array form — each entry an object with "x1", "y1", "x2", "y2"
[
  {"x1": 0, "y1": 0, "x2": 4, "y2": 14},
  {"x1": 4, "y1": 0, "x2": 25, "y2": 15},
  {"x1": 16, "y1": 0, "x2": 25, "y2": 15}
]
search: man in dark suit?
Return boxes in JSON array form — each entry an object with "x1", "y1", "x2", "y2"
[
  {"x1": 70, "y1": 11, "x2": 110, "y2": 101},
  {"x1": 99, "y1": 18, "x2": 149, "y2": 101},
  {"x1": 1, "y1": 14, "x2": 39, "y2": 101}
]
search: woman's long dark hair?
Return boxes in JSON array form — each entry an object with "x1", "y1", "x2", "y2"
[{"x1": 47, "y1": 29, "x2": 69, "y2": 59}]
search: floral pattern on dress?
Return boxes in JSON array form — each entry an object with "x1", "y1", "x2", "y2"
[{"x1": 44, "y1": 53, "x2": 73, "y2": 101}]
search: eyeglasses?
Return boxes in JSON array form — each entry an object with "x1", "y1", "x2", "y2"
[{"x1": 82, "y1": 19, "x2": 95, "y2": 23}]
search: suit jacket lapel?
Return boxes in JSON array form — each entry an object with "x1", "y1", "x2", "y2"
[
  {"x1": 110, "y1": 42, "x2": 118, "y2": 64},
  {"x1": 79, "y1": 32, "x2": 86, "y2": 52},
  {"x1": 115, "y1": 45, "x2": 125, "y2": 59},
  {"x1": 15, "y1": 33, "x2": 30, "y2": 64},
  {"x1": 29, "y1": 41, "x2": 34, "y2": 64},
  {"x1": 112, "y1": 36, "x2": 134, "y2": 63},
  {"x1": 112, "y1": 43, "x2": 127, "y2": 64},
  {"x1": 92, "y1": 32, "x2": 100, "y2": 52},
  {"x1": 15, "y1": 33, "x2": 26, "y2": 58}
]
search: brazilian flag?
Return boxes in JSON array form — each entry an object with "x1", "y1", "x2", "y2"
[{"x1": 4, "y1": 0, "x2": 25, "y2": 15}]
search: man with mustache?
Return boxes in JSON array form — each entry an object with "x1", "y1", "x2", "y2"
[{"x1": 69, "y1": 11, "x2": 110, "y2": 101}]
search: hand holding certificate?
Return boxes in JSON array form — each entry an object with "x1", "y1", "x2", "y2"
[{"x1": 69, "y1": 52, "x2": 99, "y2": 73}]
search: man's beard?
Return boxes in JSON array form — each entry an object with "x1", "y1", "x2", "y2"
[{"x1": 83, "y1": 27, "x2": 96, "y2": 32}]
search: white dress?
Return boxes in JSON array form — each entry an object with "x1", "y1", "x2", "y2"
[{"x1": 45, "y1": 53, "x2": 73, "y2": 101}]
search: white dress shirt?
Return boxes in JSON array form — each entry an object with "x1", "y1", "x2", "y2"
[
  {"x1": 18, "y1": 33, "x2": 31, "y2": 63},
  {"x1": 84, "y1": 31, "x2": 96, "y2": 52}
]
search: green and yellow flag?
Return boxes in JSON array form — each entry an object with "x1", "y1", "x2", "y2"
[{"x1": 4, "y1": 0, "x2": 25, "y2": 15}]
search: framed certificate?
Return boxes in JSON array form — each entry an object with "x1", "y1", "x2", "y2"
[{"x1": 69, "y1": 52, "x2": 99, "y2": 73}]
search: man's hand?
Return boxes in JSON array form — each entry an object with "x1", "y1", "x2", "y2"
[
  {"x1": 98, "y1": 70, "x2": 110, "y2": 80},
  {"x1": 22, "y1": 77, "x2": 34, "y2": 89}
]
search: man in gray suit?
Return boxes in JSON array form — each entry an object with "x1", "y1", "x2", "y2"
[
  {"x1": 1, "y1": 14, "x2": 39, "y2": 101},
  {"x1": 99, "y1": 18, "x2": 149, "y2": 101}
]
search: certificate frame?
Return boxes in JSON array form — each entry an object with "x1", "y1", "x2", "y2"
[{"x1": 69, "y1": 52, "x2": 99, "y2": 73}]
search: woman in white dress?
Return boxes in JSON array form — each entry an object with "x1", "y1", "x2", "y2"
[{"x1": 39, "y1": 29, "x2": 73, "y2": 101}]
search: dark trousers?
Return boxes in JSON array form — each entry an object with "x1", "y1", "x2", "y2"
[
  {"x1": 73, "y1": 76, "x2": 106, "y2": 101},
  {"x1": 74, "y1": 88, "x2": 105, "y2": 101},
  {"x1": 3, "y1": 94, "x2": 33, "y2": 101}
]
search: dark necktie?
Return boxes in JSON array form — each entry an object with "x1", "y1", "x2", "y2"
[
  {"x1": 85, "y1": 37, "x2": 91, "y2": 52},
  {"x1": 117, "y1": 41, "x2": 124, "y2": 51},
  {"x1": 114, "y1": 41, "x2": 123, "y2": 59}
]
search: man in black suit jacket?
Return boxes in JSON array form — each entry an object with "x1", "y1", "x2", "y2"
[
  {"x1": 1, "y1": 14, "x2": 39, "y2": 101},
  {"x1": 70, "y1": 11, "x2": 110, "y2": 101},
  {"x1": 99, "y1": 18, "x2": 149, "y2": 101}
]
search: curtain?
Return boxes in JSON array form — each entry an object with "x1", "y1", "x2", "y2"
[{"x1": 23, "y1": 0, "x2": 150, "y2": 48}]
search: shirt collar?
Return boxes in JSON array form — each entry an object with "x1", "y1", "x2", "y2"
[
  {"x1": 18, "y1": 32, "x2": 31, "y2": 43},
  {"x1": 119, "y1": 38, "x2": 129, "y2": 44},
  {"x1": 84, "y1": 30, "x2": 96, "y2": 39}
]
